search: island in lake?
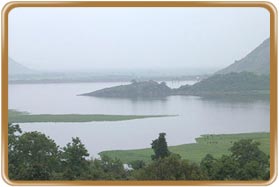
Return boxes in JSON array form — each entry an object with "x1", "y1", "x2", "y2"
[
  {"x1": 80, "y1": 80, "x2": 172, "y2": 98},
  {"x1": 80, "y1": 38, "x2": 270, "y2": 99}
]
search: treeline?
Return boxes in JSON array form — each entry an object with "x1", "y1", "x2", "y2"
[{"x1": 8, "y1": 124, "x2": 270, "y2": 180}]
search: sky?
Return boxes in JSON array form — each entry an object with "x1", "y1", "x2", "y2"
[{"x1": 8, "y1": 7, "x2": 270, "y2": 72}]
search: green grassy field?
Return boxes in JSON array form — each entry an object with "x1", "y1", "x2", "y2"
[
  {"x1": 99, "y1": 132, "x2": 270, "y2": 164},
  {"x1": 8, "y1": 109, "x2": 175, "y2": 123}
]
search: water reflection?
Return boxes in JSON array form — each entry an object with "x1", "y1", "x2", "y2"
[
  {"x1": 200, "y1": 94, "x2": 270, "y2": 104},
  {"x1": 9, "y1": 82, "x2": 270, "y2": 156}
]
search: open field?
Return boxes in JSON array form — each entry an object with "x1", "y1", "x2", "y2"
[
  {"x1": 99, "y1": 132, "x2": 270, "y2": 164},
  {"x1": 8, "y1": 110, "x2": 175, "y2": 123}
]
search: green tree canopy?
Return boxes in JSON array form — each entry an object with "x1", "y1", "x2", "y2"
[
  {"x1": 200, "y1": 154, "x2": 218, "y2": 179},
  {"x1": 9, "y1": 131, "x2": 60, "y2": 180},
  {"x1": 151, "y1": 133, "x2": 170, "y2": 160},
  {"x1": 61, "y1": 137, "x2": 89, "y2": 180},
  {"x1": 229, "y1": 139, "x2": 269, "y2": 180},
  {"x1": 134, "y1": 154, "x2": 205, "y2": 180},
  {"x1": 128, "y1": 160, "x2": 146, "y2": 170},
  {"x1": 230, "y1": 139, "x2": 268, "y2": 166},
  {"x1": 8, "y1": 123, "x2": 22, "y2": 179},
  {"x1": 201, "y1": 139, "x2": 270, "y2": 180}
]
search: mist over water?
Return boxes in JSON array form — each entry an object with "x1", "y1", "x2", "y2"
[{"x1": 9, "y1": 8, "x2": 269, "y2": 71}]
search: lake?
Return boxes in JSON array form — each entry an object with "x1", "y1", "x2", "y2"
[{"x1": 8, "y1": 81, "x2": 270, "y2": 157}]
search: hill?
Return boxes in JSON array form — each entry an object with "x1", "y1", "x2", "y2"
[
  {"x1": 80, "y1": 38, "x2": 270, "y2": 98},
  {"x1": 80, "y1": 72, "x2": 269, "y2": 98},
  {"x1": 174, "y1": 72, "x2": 270, "y2": 96},
  {"x1": 80, "y1": 80, "x2": 172, "y2": 98},
  {"x1": 216, "y1": 38, "x2": 270, "y2": 75},
  {"x1": 8, "y1": 57, "x2": 37, "y2": 75}
]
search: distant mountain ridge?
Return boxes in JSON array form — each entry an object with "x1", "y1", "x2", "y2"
[
  {"x1": 216, "y1": 38, "x2": 270, "y2": 75},
  {"x1": 8, "y1": 57, "x2": 37, "y2": 75},
  {"x1": 80, "y1": 72, "x2": 269, "y2": 99},
  {"x1": 8, "y1": 57, "x2": 208, "y2": 83},
  {"x1": 82, "y1": 38, "x2": 270, "y2": 98}
]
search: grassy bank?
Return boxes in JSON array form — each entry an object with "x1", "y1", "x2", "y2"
[
  {"x1": 8, "y1": 110, "x2": 175, "y2": 123},
  {"x1": 99, "y1": 132, "x2": 270, "y2": 164}
]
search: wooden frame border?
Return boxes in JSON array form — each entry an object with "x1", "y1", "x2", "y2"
[{"x1": 1, "y1": 1, "x2": 277, "y2": 186}]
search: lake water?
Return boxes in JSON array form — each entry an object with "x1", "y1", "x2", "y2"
[{"x1": 8, "y1": 81, "x2": 270, "y2": 157}]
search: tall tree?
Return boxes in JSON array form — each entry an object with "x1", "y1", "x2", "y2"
[
  {"x1": 151, "y1": 133, "x2": 170, "y2": 160},
  {"x1": 61, "y1": 137, "x2": 89, "y2": 180}
]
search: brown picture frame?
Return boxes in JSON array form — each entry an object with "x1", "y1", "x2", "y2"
[{"x1": 1, "y1": 1, "x2": 277, "y2": 186}]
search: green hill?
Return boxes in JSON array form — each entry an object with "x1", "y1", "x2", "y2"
[
  {"x1": 79, "y1": 38, "x2": 270, "y2": 98},
  {"x1": 216, "y1": 38, "x2": 270, "y2": 75},
  {"x1": 174, "y1": 72, "x2": 270, "y2": 96},
  {"x1": 174, "y1": 38, "x2": 270, "y2": 97}
]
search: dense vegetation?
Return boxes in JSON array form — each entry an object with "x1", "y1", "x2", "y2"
[
  {"x1": 8, "y1": 123, "x2": 270, "y2": 181},
  {"x1": 8, "y1": 110, "x2": 173, "y2": 123}
]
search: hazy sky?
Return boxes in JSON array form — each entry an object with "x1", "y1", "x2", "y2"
[{"x1": 9, "y1": 7, "x2": 270, "y2": 71}]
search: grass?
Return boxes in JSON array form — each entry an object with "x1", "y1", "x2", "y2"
[
  {"x1": 8, "y1": 109, "x2": 175, "y2": 123},
  {"x1": 99, "y1": 132, "x2": 270, "y2": 164}
]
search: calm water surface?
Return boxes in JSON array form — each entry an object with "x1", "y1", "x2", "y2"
[{"x1": 9, "y1": 81, "x2": 270, "y2": 157}]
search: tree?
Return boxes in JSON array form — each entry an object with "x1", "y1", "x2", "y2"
[
  {"x1": 200, "y1": 154, "x2": 218, "y2": 179},
  {"x1": 100, "y1": 155, "x2": 127, "y2": 179},
  {"x1": 230, "y1": 139, "x2": 268, "y2": 166},
  {"x1": 151, "y1": 133, "x2": 170, "y2": 160},
  {"x1": 9, "y1": 131, "x2": 60, "y2": 180},
  {"x1": 8, "y1": 123, "x2": 22, "y2": 149},
  {"x1": 61, "y1": 137, "x2": 89, "y2": 180},
  {"x1": 203, "y1": 139, "x2": 270, "y2": 180},
  {"x1": 86, "y1": 155, "x2": 128, "y2": 180},
  {"x1": 213, "y1": 155, "x2": 240, "y2": 180},
  {"x1": 229, "y1": 139, "x2": 269, "y2": 180},
  {"x1": 134, "y1": 154, "x2": 205, "y2": 180},
  {"x1": 8, "y1": 123, "x2": 22, "y2": 179},
  {"x1": 136, "y1": 154, "x2": 183, "y2": 180},
  {"x1": 129, "y1": 160, "x2": 146, "y2": 170},
  {"x1": 86, "y1": 158, "x2": 106, "y2": 180}
]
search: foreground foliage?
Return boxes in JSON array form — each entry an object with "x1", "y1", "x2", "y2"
[
  {"x1": 100, "y1": 132, "x2": 270, "y2": 163},
  {"x1": 8, "y1": 123, "x2": 270, "y2": 181},
  {"x1": 8, "y1": 124, "x2": 60, "y2": 180}
]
